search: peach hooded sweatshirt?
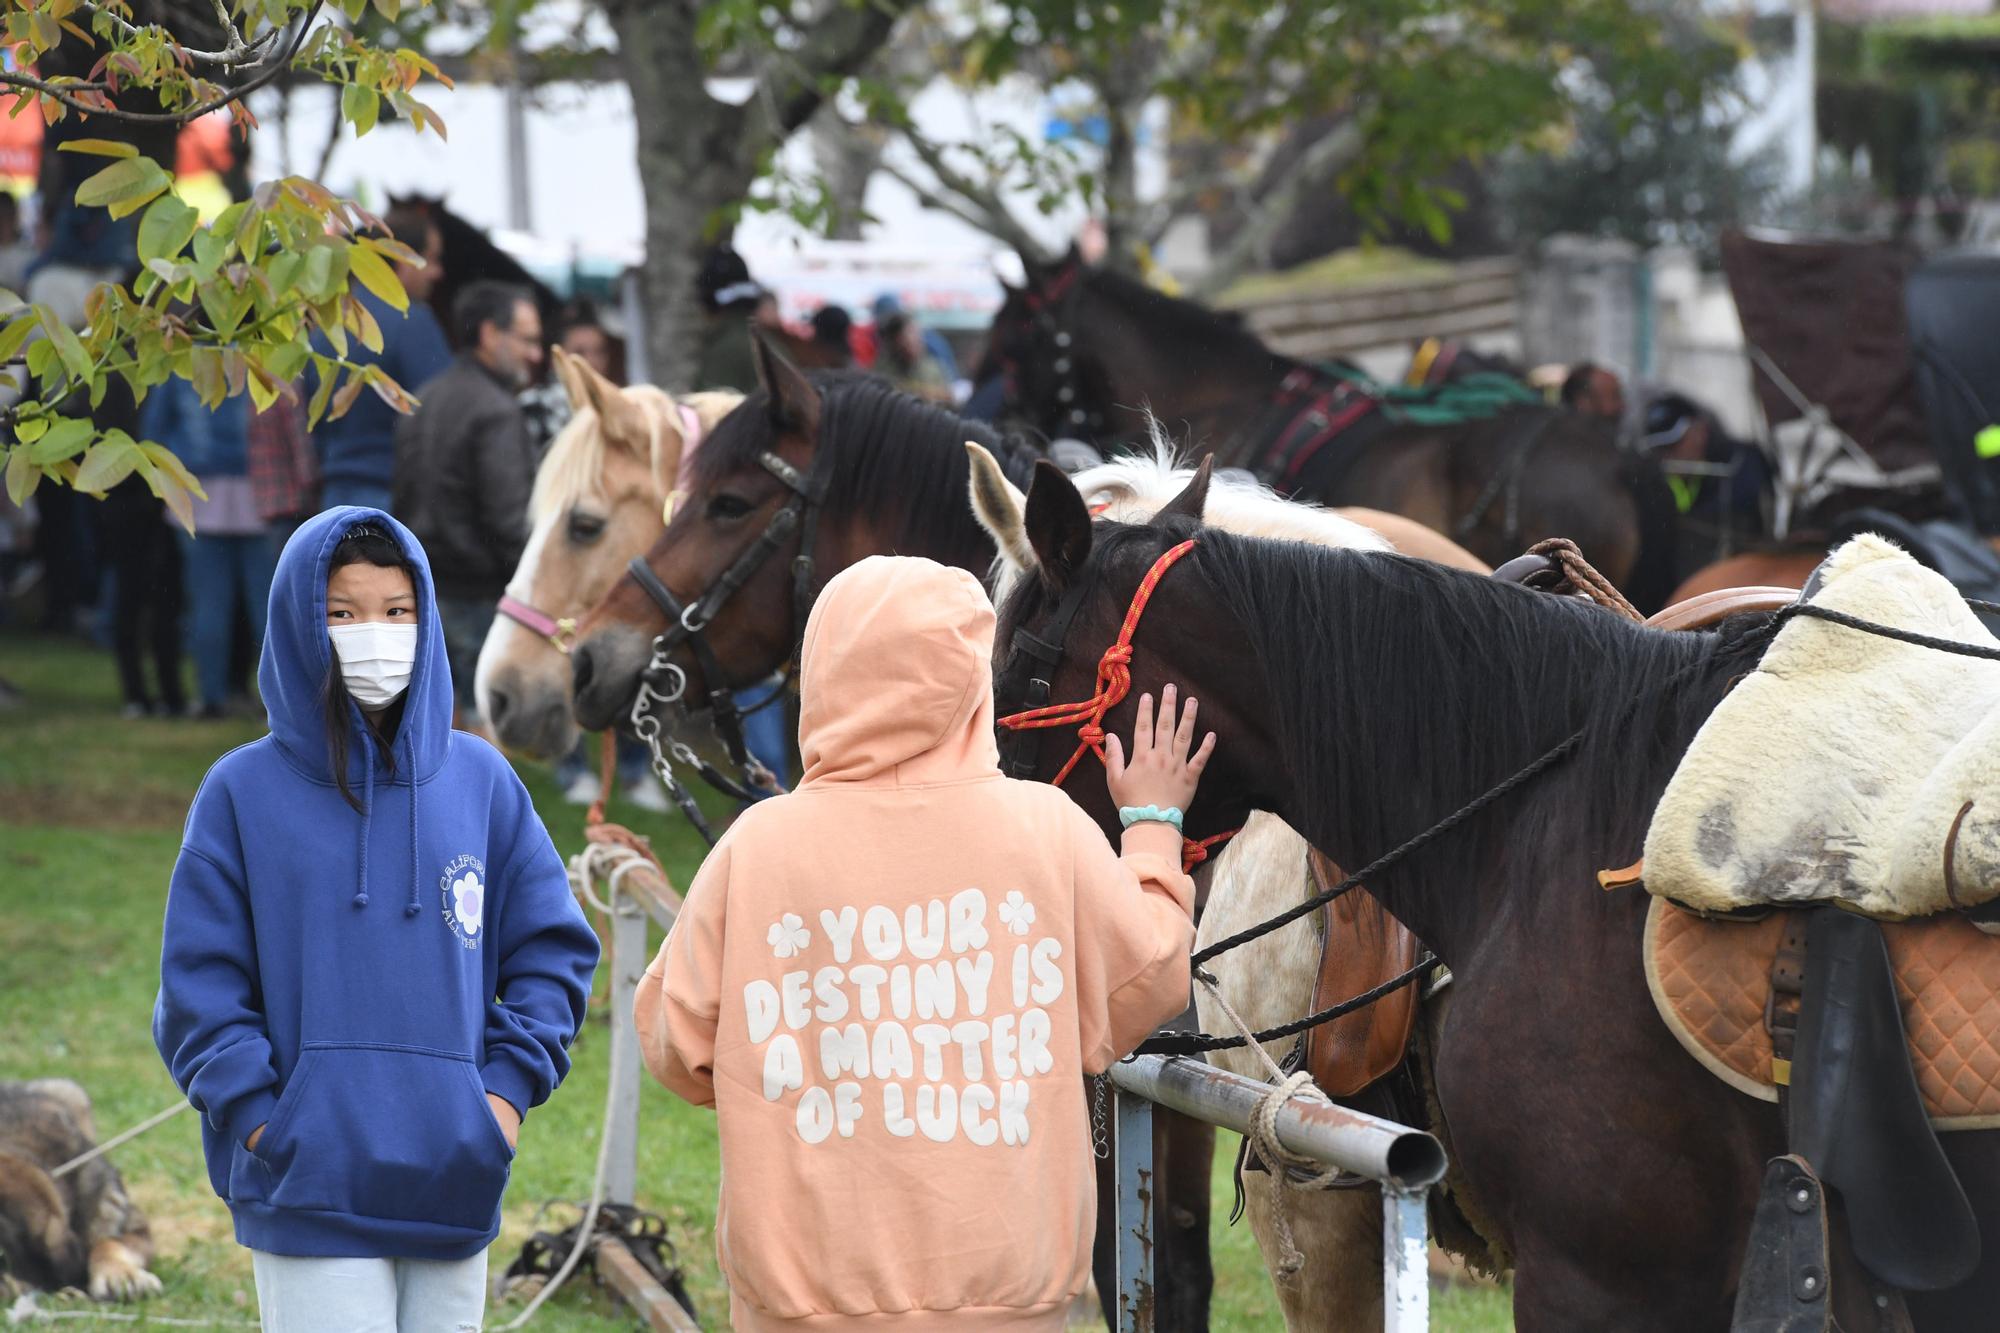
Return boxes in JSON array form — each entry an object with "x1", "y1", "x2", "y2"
[{"x1": 636, "y1": 555, "x2": 1195, "y2": 1331}]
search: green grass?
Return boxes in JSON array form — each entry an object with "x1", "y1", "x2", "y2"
[{"x1": 0, "y1": 632, "x2": 1512, "y2": 1330}]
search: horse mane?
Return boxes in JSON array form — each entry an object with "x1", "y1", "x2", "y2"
[
  {"x1": 690, "y1": 371, "x2": 1044, "y2": 568},
  {"x1": 529, "y1": 387, "x2": 740, "y2": 522},
  {"x1": 1167, "y1": 525, "x2": 1773, "y2": 908},
  {"x1": 1080, "y1": 266, "x2": 1286, "y2": 367}
]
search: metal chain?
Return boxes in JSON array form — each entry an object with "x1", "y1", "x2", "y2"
[{"x1": 1089, "y1": 1074, "x2": 1110, "y2": 1160}]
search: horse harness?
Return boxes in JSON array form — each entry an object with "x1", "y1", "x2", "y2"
[
  {"x1": 1009, "y1": 260, "x2": 1104, "y2": 439},
  {"x1": 622, "y1": 445, "x2": 831, "y2": 844}
]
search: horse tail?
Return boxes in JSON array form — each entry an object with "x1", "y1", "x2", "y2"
[{"x1": 1620, "y1": 450, "x2": 1681, "y2": 616}]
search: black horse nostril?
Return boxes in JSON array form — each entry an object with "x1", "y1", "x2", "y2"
[
  {"x1": 486, "y1": 686, "x2": 512, "y2": 730},
  {"x1": 570, "y1": 644, "x2": 596, "y2": 698}
]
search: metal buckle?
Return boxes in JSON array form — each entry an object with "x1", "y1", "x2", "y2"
[
  {"x1": 550, "y1": 617, "x2": 578, "y2": 656},
  {"x1": 681, "y1": 602, "x2": 709, "y2": 634}
]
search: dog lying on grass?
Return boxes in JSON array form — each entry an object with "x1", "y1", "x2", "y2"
[{"x1": 0, "y1": 1079, "x2": 160, "y2": 1300}]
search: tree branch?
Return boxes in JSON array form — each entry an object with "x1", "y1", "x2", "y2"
[
  {"x1": 746, "y1": 0, "x2": 924, "y2": 146},
  {"x1": 11, "y1": 5, "x2": 320, "y2": 126},
  {"x1": 889, "y1": 124, "x2": 1051, "y2": 263},
  {"x1": 79, "y1": 0, "x2": 285, "y2": 68},
  {"x1": 1190, "y1": 118, "x2": 1364, "y2": 299}
]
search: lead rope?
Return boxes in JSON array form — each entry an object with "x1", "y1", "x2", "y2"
[
  {"x1": 997, "y1": 539, "x2": 1241, "y2": 873},
  {"x1": 1526, "y1": 537, "x2": 1642, "y2": 622},
  {"x1": 1189, "y1": 972, "x2": 1342, "y2": 1284}
]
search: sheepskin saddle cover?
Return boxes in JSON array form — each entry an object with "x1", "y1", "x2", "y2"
[
  {"x1": 1644, "y1": 534, "x2": 2000, "y2": 920},
  {"x1": 1644, "y1": 898, "x2": 2000, "y2": 1129}
]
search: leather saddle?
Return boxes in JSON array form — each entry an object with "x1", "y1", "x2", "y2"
[
  {"x1": 1628, "y1": 582, "x2": 1984, "y2": 1324},
  {"x1": 1301, "y1": 851, "x2": 1425, "y2": 1098}
]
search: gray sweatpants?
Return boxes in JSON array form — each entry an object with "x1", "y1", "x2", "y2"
[{"x1": 251, "y1": 1250, "x2": 488, "y2": 1332}]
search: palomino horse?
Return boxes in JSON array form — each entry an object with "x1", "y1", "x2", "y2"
[
  {"x1": 991, "y1": 460, "x2": 2000, "y2": 1330},
  {"x1": 474, "y1": 346, "x2": 741, "y2": 760},
  {"x1": 971, "y1": 442, "x2": 1488, "y2": 1329},
  {"x1": 978, "y1": 248, "x2": 1679, "y2": 610}
]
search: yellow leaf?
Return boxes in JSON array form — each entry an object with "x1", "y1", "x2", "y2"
[
  {"x1": 346, "y1": 242, "x2": 407, "y2": 313},
  {"x1": 3, "y1": 446, "x2": 37, "y2": 506},
  {"x1": 57, "y1": 138, "x2": 138, "y2": 158}
]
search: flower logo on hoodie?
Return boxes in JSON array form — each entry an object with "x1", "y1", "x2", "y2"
[
  {"x1": 439, "y1": 854, "x2": 487, "y2": 949},
  {"x1": 767, "y1": 912, "x2": 810, "y2": 959},
  {"x1": 998, "y1": 890, "x2": 1036, "y2": 936}
]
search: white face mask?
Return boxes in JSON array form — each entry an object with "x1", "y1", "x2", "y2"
[{"x1": 328, "y1": 622, "x2": 418, "y2": 710}]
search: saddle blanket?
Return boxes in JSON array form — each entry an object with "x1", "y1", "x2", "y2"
[
  {"x1": 1644, "y1": 897, "x2": 2000, "y2": 1129},
  {"x1": 1644, "y1": 534, "x2": 2000, "y2": 919}
]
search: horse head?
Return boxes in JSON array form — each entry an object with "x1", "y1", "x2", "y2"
[
  {"x1": 475, "y1": 346, "x2": 740, "y2": 758},
  {"x1": 988, "y1": 455, "x2": 1277, "y2": 845},
  {"x1": 569, "y1": 331, "x2": 827, "y2": 733}
]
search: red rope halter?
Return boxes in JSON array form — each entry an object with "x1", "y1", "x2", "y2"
[{"x1": 997, "y1": 538, "x2": 1239, "y2": 872}]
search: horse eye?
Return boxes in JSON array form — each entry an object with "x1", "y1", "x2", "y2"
[
  {"x1": 566, "y1": 510, "x2": 607, "y2": 544},
  {"x1": 706, "y1": 493, "x2": 754, "y2": 521}
]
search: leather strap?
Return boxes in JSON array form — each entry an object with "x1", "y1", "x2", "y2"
[
  {"x1": 1645, "y1": 586, "x2": 1799, "y2": 632},
  {"x1": 1767, "y1": 914, "x2": 1807, "y2": 1098},
  {"x1": 496, "y1": 594, "x2": 576, "y2": 654}
]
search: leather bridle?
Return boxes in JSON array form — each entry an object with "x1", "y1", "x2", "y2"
[
  {"x1": 998, "y1": 259, "x2": 1104, "y2": 441},
  {"x1": 996, "y1": 538, "x2": 1238, "y2": 872},
  {"x1": 623, "y1": 444, "x2": 830, "y2": 842}
]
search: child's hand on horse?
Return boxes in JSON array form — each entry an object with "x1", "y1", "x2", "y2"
[{"x1": 1104, "y1": 684, "x2": 1216, "y2": 819}]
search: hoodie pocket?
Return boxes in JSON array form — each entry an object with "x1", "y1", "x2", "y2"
[{"x1": 252, "y1": 1042, "x2": 513, "y2": 1230}]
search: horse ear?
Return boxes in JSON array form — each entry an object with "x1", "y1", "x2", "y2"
[
  {"x1": 550, "y1": 345, "x2": 588, "y2": 412},
  {"x1": 1023, "y1": 458, "x2": 1092, "y2": 590},
  {"x1": 1155, "y1": 454, "x2": 1212, "y2": 525},
  {"x1": 966, "y1": 442, "x2": 1033, "y2": 572},
  {"x1": 577, "y1": 358, "x2": 650, "y2": 456},
  {"x1": 752, "y1": 327, "x2": 821, "y2": 433}
]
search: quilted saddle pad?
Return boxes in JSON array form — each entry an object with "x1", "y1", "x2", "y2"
[
  {"x1": 1643, "y1": 534, "x2": 2000, "y2": 919},
  {"x1": 1643, "y1": 896, "x2": 2000, "y2": 1129}
]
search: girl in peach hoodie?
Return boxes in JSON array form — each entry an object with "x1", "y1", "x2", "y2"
[{"x1": 636, "y1": 554, "x2": 1215, "y2": 1330}]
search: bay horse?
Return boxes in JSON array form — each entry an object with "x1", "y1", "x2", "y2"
[
  {"x1": 980, "y1": 249, "x2": 1680, "y2": 611},
  {"x1": 474, "y1": 347, "x2": 741, "y2": 761},
  {"x1": 973, "y1": 441, "x2": 1489, "y2": 1328},
  {"x1": 992, "y1": 459, "x2": 2000, "y2": 1330},
  {"x1": 563, "y1": 344, "x2": 1240, "y2": 1327}
]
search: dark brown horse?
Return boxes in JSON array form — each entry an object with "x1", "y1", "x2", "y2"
[
  {"x1": 980, "y1": 251, "x2": 1680, "y2": 611},
  {"x1": 991, "y1": 459, "x2": 2000, "y2": 1329},
  {"x1": 565, "y1": 338, "x2": 1221, "y2": 1328}
]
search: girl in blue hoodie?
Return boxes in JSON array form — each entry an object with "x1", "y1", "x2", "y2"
[{"x1": 154, "y1": 507, "x2": 600, "y2": 1332}]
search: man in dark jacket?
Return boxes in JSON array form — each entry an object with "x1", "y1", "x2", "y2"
[
  {"x1": 393, "y1": 281, "x2": 544, "y2": 722},
  {"x1": 311, "y1": 203, "x2": 452, "y2": 511}
]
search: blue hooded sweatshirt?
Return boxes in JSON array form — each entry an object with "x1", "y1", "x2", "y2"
[{"x1": 153, "y1": 506, "x2": 599, "y2": 1260}]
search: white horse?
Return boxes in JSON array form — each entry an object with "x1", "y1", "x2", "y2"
[
  {"x1": 969, "y1": 436, "x2": 1487, "y2": 1330},
  {"x1": 473, "y1": 347, "x2": 741, "y2": 764}
]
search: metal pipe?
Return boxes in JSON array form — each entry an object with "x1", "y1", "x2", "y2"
[
  {"x1": 1382, "y1": 1186, "x2": 1432, "y2": 1332},
  {"x1": 604, "y1": 895, "x2": 648, "y2": 1207},
  {"x1": 1108, "y1": 1055, "x2": 1446, "y2": 1190},
  {"x1": 1114, "y1": 1086, "x2": 1155, "y2": 1332}
]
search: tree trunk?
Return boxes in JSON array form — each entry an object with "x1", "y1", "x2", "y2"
[
  {"x1": 810, "y1": 109, "x2": 886, "y2": 242},
  {"x1": 606, "y1": 0, "x2": 751, "y2": 390},
  {"x1": 1092, "y1": 37, "x2": 1159, "y2": 277}
]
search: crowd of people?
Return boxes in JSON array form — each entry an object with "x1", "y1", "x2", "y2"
[{"x1": 0, "y1": 200, "x2": 991, "y2": 813}]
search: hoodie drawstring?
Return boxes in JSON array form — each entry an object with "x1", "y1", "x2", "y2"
[
  {"x1": 354, "y1": 748, "x2": 374, "y2": 908},
  {"x1": 405, "y1": 725, "x2": 422, "y2": 917}
]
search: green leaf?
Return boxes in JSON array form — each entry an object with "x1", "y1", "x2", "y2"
[
  {"x1": 36, "y1": 308, "x2": 91, "y2": 382},
  {"x1": 27, "y1": 417, "x2": 93, "y2": 465},
  {"x1": 192, "y1": 226, "x2": 233, "y2": 276},
  {"x1": 346, "y1": 242, "x2": 406, "y2": 313},
  {"x1": 0, "y1": 311, "x2": 36, "y2": 364},
  {"x1": 307, "y1": 357, "x2": 338, "y2": 428},
  {"x1": 57, "y1": 139, "x2": 138, "y2": 159},
  {"x1": 74, "y1": 156, "x2": 170, "y2": 215},
  {"x1": 137, "y1": 440, "x2": 204, "y2": 498},
  {"x1": 264, "y1": 339, "x2": 310, "y2": 383},
  {"x1": 137, "y1": 195, "x2": 200, "y2": 265},
  {"x1": 4, "y1": 446, "x2": 38, "y2": 506},
  {"x1": 266, "y1": 252, "x2": 304, "y2": 298},
  {"x1": 246, "y1": 363, "x2": 280, "y2": 412},
  {"x1": 73, "y1": 437, "x2": 141, "y2": 493},
  {"x1": 371, "y1": 0, "x2": 401, "y2": 20},
  {"x1": 341, "y1": 83, "x2": 381, "y2": 137},
  {"x1": 302, "y1": 243, "x2": 338, "y2": 300}
]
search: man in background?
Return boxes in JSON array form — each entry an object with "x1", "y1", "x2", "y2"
[
  {"x1": 313, "y1": 202, "x2": 451, "y2": 511},
  {"x1": 1561, "y1": 361, "x2": 1626, "y2": 424},
  {"x1": 393, "y1": 281, "x2": 543, "y2": 726}
]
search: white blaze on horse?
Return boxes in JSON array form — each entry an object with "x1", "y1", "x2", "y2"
[
  {"x1": 473, "y1": 345, "x2": 741, "y2": 760},
  {"x1": 968, "y1": 433, "x2": 1488, "y2": 1330}
]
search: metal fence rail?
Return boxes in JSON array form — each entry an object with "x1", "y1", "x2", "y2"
[{"x1": 1107, "y1": 1054, "x2": 1447, "y2": 1333}]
